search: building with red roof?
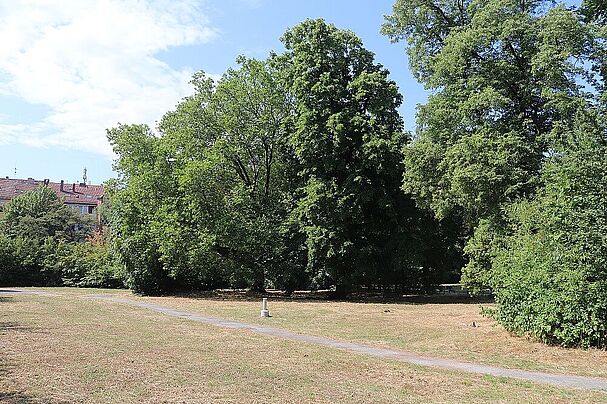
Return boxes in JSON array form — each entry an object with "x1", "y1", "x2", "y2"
[{"x1": 0, "y1": 177, "x2": 104, "y2": 220}]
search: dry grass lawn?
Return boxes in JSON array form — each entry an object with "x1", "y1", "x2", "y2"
[
  {"x1": 1, "y1": 288, "x2": 606, "y2": 403},
  {"x1": 136, "y1": 292, "x2": 607, "y2": 379}
]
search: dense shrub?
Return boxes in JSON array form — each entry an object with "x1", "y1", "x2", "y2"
[
  {"x1": 491, "y1": 131, "x2": 607, "y2": 348},
  {"x1": 0, "y1": 236, "x2": 60, "y2": 286},
  {"x1": 0, "y1": 235, "x2": 28, "y2": 286},
  {"x1": 0, "y1": 187, "x2": 125, "y2": 288},
  {"x1": 58, "y1": 235, "x2": 125, "y2": 289},
  {"x1": 0, "y1": 234, "x2": 125, "y2": 288}
]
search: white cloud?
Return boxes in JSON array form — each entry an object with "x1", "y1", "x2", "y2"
[{"x1": 0, "y1": 0, "x2": 217, "y2": 156}]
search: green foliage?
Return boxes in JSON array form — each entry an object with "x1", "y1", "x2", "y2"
[
  {"x1": 0, "y1": 235, "x2": 40, "y2": 286},
  {"x1": 491, "y1": 126, "x2": 607, "y2": 348},
  {"x1": 278, "y1": 19, "x2": 457, "y2": 293},
  {"x1": 58, "y1": 232, "x2": 125, "y2": 288},
  {"x1": 107, "y1": 19, "x2": 461, "y2": 296},
  {"x1": 582, "y1": 0, "x2": 607, "y2": 24},
  {"x1": 385, "y1": 1, "x2": 606, "y2": 346},
  {"x1": 2, "y1": 186, "x2": 92, "y2": 241},
  {"x1": 459, "y1": 218, "x2": 500, "y2": 295},
  {"x1": 106, "y1": 124, "x2": 173, "y2": 294},
  {"x1": 108, "y1": 57, "x2": 305, "y2": 295},
  {"x1": 384, "y1": 0, "x2": 605, "y2": 289},
  {"x1": 0, "y1": 186, "x2": 122, "y2": 288},
  {"x1": 0, "y1": 235, "x2": 125, "y2": 288},
  {"x1": 0, "y1": 187, "x2": 79, "y2": 286}
]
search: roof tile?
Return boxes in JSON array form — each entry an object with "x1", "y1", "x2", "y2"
[{"x1": 0, "y1": 178, "x2": 104, "y2": 206}]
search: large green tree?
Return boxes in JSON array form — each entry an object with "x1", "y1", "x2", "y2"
[
  {"x1": 2, "y1": 186, "x2": 89, "y2": 242},
  {"x1": 384, "y1": 0, "x2": 607, "y2": 346},
  {"x1": 108, "y1": 19, "x2": 465, "y2": 296},
  {"x1": 383, "y1": 0, "x2": 604, "y2": 291},
  {"x1": 108, "y1": 58, "x2": 304, "y2": 294},
  {"x1": 278, "y1": 19, "x2": 454, "y2": 294},
  {"x1": 106, "y1": 123, "x2": 173, "y2": 294},
  {"x1": 167, "y1": 57, "x2": 304, "y2": 292}
]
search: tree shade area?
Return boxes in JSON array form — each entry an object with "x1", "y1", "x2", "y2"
[{"x1": 2, "y1": 2, "x2": 605, "y2": 348}]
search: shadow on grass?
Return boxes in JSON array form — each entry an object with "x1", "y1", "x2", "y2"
[
  {"x1": 0, "y1": 391, "x2": 46, "y2": 404},
  {"x1": 0, "y1": 390, "x2": 66, "y2": 404},
  {"x1": 169, "y1": 289, "x2": 494, "y2": 305},
  {"x1": 0, "y1": 321, "x2": 40, "y2": 333},
  {"x1": 0, "y1": 359, "x2": 35, "y2": 403}
]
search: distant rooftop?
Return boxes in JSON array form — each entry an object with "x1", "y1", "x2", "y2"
[{"x1": 0, "y1": 177, "x2": 104, "y2": 206}]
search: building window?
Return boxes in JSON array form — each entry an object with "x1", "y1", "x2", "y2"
[{"x1": 67, "y1": 204, "x2": 97, "y2": 215}]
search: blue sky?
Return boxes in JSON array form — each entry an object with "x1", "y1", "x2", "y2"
[{"x1": 0, "y1": 0, "x2": 424, "y2": 184}]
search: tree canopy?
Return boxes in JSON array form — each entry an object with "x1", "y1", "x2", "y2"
[
  {"x1": 107, "y1": 19, "x2": 460, "y2": 295},
  {"x1": 383, "y1": 0, "x2": 605, "y2": 290},
  {"x1": 2, "y1": 5, "x2": 601, "y2": 348},
  {"x1": 2, "y1": 186, "x2": 89, "y2": 242},
  {"x1": 108, "y1": 56, "x2": 304, "y2": 294},
  {"x1": 384, "y1": 0, "x2": 607, "y2": 346},
  {"x1": 278, "y1": 19, "x2": 459, "y2": 293}
]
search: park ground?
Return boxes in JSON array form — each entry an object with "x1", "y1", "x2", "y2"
[{"x1": 2, "y1": 288, "x2": 607, "y2": 403}]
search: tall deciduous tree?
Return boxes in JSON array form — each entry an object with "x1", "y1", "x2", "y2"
[
  {"x1": 168, "y1": 57, "x2": 302, "y2": 292},
  {"x1": 278, "y1": 19, "x2": 451, "y2": 294},
  {"x1": 107, "y1": 123, "x2": 173, "y2": 294},
  {"x1": 385, "y1": 0, "x2": 607, "y2": 346},
  {"x1": 383, "y1": 0, "x2": 604, "y2": 291},
  {"x1": 108, "y1": 58, "x2": 304, "y2": 294}
]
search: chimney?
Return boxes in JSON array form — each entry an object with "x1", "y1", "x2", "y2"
[
  {"x1": 60, "y1": 180, "x2": 64, "y2": 191},
  {"x1": 72, "y1": 183, "x2": 76, "y2": 192}
]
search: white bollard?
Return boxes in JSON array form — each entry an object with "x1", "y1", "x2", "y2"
[{"x1": 260, "y1": 298, "x2": 270, "y2": 317}]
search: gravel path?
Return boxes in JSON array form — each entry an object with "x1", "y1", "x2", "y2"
[{"x1": 3, "y1": 289, "x2": 607, "y2": 392}]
